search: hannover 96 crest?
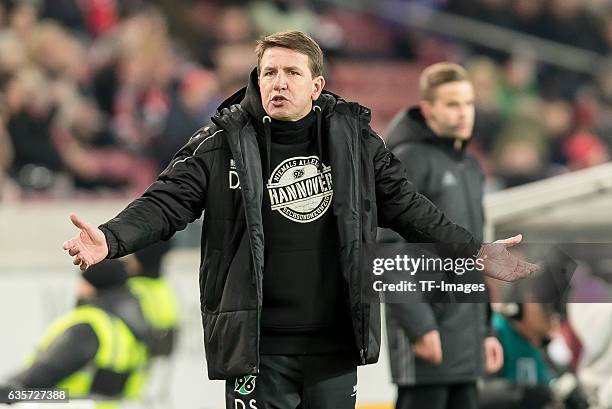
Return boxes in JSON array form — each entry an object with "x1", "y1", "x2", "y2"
[
  {"x1": 266, "y1": 156, "x2": 333, "y2": 223},
  {"x1": 234, "y1": 375, "x2": 256, "y2": 395}
]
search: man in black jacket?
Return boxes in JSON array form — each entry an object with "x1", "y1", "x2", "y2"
[
  {"x1": 383, "y1": 62, "x2": 504, "y2": 409},
  {"x1": 62, "y1": 31, "x2": 536, "y2": 408}
]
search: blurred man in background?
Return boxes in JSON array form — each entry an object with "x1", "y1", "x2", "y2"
[
  {"x1": 382, "y1": 62, "x2": 503, "y2": 409},
  {"x1": 62, "y1": 30, "x2": 536, "y2": 409},
  {"x1": 0, "y1": 260, "x2": 151, "y2": 407}
]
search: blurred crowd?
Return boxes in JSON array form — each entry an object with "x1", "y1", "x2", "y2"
[
  {"x1": 443, "y1": 0, "x2": 612, "y2": 189},
  {"x1": 0, "y1": 0, "x2": 238, "y2": 200},
  {"x1": 0, "y1": 0, "x2": 611, "y2": 201},
  {"x1": 446, "y1": 0, "x2": 612, "y2": 52}
]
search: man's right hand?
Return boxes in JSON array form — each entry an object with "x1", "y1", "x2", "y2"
[
  {"x1": 413, "y1": 330, "x2": 442, "y2": 365},
  {"x1": 62, "y1": 213, "x2": 108, "y2": 271}
]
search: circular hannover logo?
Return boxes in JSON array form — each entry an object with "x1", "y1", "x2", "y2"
[{"x1": 266, "y1": 156, "x2": 333, "y2": 223}]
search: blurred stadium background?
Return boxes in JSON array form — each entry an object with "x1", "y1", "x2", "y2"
[{"x1": 1, "y1": 0, "x2": 612, "y2": 408}]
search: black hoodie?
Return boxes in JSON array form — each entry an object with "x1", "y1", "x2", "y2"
[
  {"x1": 235, "y1": 69, "x2": 355, "y2": 355},
  {"x1": 384, "y1": 107, "x2": 484, "y2": 239},
  {"x1": 383, "y1": 106, "x2": 490, "y2": 386}
]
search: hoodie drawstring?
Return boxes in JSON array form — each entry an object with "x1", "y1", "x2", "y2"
[
  {"x1": 313, "y1": 105, "x2": 323, "y2": 171},
  {"x1": 262, "y1": 107, "x2": 323, "y2": 177},
  {"x1": 263, "y1": 115, "x2": 272, "y2": 178}
]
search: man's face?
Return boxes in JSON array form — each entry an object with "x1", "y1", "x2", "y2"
[
  {"x1": 258, "y1": 47, "x2": 324, "y2": 121},
  {"x1": 421, "y1": 80, "x2": 475, "y2": 140}
]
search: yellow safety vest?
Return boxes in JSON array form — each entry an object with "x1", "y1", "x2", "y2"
[
  {"x1": 127, "y1": 277, "x2": 178, "y2": 356},
  {"x1": 32, "y1": 305, "x2": 149, "y2": 407}
]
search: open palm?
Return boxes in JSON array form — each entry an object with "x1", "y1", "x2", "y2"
[
  {"x1": 62, "y1": 214, "x2": 108, "y2": 271},
  {"x1": 480, "y1": 234, "x2": 538, "y2": 282}
]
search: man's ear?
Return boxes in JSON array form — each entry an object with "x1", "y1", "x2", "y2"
[
  {"x1": 312, "y1": 76, "x2": 325, "y2": 100},
  {"x1": 420, "y1": 100, "x2": 431, "y2": 120}
]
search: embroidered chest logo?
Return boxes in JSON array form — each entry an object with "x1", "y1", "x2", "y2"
[
  {"x1": 441, "y1": 170, "x2": 457, "y2": 187},
  {"x1": 266, "y1": 156, "x2": 333, "y2": 223},
  {"x1": 234, "y1": 375, "x2": 256, "y2": 395}
]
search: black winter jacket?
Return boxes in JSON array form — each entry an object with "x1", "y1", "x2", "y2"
[
  {"x1": 383, "y1": 107, "x2": 489, "y2": 385},
  {"x1": 99, "y1": 82, "x2": 481, "y2": 380},
  {"x1": 385, "y1": 107, "x2": 485, "y2": 240}
]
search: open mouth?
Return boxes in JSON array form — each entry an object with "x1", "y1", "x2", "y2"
[{"x1": 271, "y1": 95, "x2": 288, "y2": 102}]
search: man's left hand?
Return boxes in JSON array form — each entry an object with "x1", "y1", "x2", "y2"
[
  {"x1": 484, "y1": 336, "x2": 504, "y2": 374},
  {"x1": 479, "y1": 234, "x2": 539, "y2": 282}
]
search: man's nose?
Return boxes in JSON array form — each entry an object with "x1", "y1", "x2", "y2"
[{"x1": 273, "y1": 72, "x2": 288, "y2": 90}]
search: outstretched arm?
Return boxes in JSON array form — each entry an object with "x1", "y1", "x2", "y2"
[
  {"x1": 369, "y1": 131, "x2": 537, "y2": 282},
  {"x1": 371, "y1": 131, "x2": 478, "y2": 254},
  {"x1": 61, "y1": 126, "x2": 217, "y2": 269}
]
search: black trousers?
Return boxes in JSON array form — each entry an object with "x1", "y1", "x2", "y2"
[
  {"x1": 226, "y1": 354, "x2": 357, "y2": 409},
  {"x1": 396, "y1": 382, "x2": 478, "y2": 409}
]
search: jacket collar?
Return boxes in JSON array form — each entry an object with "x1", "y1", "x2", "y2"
[{"x1": 386, "y1": 107, "x2": 470, "y2": 157}]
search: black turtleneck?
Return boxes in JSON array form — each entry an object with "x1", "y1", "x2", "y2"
[
  {"x1": 236, "y1": 68, "x2": 355, "y2": 355},
  {"x1": 253, "y1": 111, "x2": 316, "y2": 144},
  {"x1": 246, "y1": 108, "x2": 355, "y2": 356}
]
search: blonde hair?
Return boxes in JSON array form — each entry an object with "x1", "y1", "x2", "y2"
[
  {"x1": 255, "y1": 30, "x2": 323, "y2": 77},
  {"x1": 419, "y1": 62, "x2": 470, "y2": 101}
]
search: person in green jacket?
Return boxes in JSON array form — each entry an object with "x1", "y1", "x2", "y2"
[{"x1": 493, "y1": 304, "x2": 555, "y2": 385}]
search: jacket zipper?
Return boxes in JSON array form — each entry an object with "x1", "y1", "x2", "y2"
[
  {"x1": 457, "y1": 162, "x2": 478, "y2": 236},
  {"x1": 358, "y1": 108, "x2": 367, "y2": 364},
  {"x1": 231, "y1": 128, "x2": 262, "y2": 375}
]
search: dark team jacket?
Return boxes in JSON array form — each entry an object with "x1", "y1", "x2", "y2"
[
  {"x1": 98, "y1": 89, "x2": 481, "y2": 380},
  {"x1": 382, "y1": 107, "x2": 490, "y2": 385},
  {"x1": 384, "y1": 107, "x2": 485, "y2": 240}
]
